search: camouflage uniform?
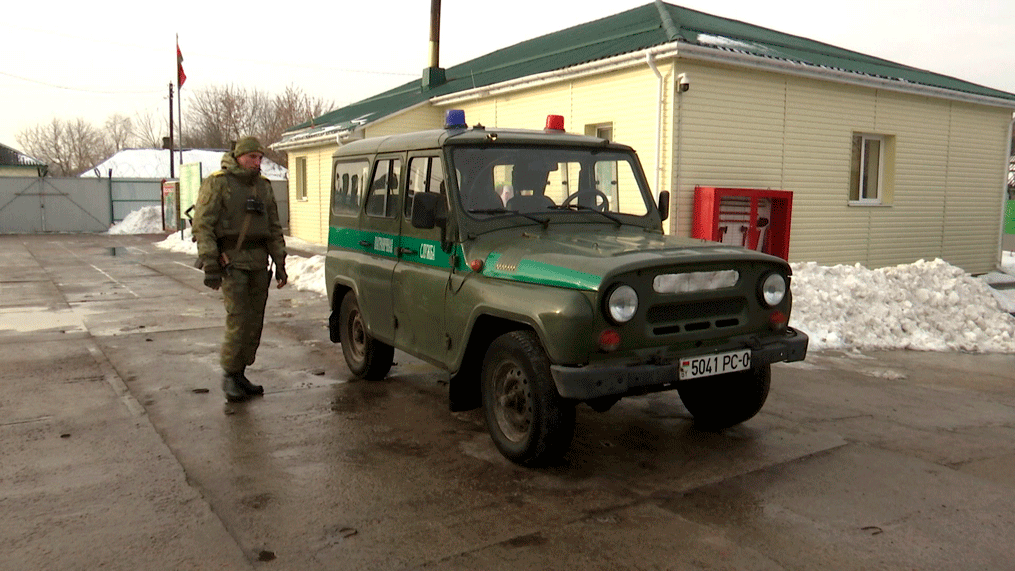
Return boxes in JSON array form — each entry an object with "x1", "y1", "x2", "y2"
[{"x1": 193, "y1": 137, "x2": 286, "y2": 401}]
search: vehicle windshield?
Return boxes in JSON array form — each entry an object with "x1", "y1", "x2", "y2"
[{"x1": 450, "y1": 146, "x2": 651, "y2": 220}]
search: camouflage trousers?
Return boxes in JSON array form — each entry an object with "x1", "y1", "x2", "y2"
[{"x1": 220, "y1": 267, "x2": 272, "y2": 374}]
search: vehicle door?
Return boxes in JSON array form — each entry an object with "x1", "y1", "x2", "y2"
[
  {"x1": 393, "y1": 153, "x2": 451, "y2": 364},
  {"x1": 356, "y1": 155, "x2": 403, "y2": 344},
  {"x1": 327, "y1": 157, "x2": 370, "y2": 296}
]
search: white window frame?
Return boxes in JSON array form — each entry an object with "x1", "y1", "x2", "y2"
[
  {"x1": 850, "y1": 134, "x2": 885, "y2": 205},
  {"x1": 295, "y1": 156, "x2": 308, "y2": 201}
]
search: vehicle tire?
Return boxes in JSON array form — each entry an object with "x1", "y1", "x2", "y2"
[
  {"x1": 676, "y1": 364, "x2": 771, "y2": 430},
  {"x1": 338, "y1": 291, "x2": 394, "y2": 381},
  {"x1": 481, "y1": 331, "x2": 575, "y2": 466}
]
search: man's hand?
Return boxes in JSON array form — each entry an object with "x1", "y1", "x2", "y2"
[
  {"x1": 203, "y1": 261, "x2": 222, "y2": 290},
  {"x1": 275, "y1": 264, "x2": 288, "y2": 289}
]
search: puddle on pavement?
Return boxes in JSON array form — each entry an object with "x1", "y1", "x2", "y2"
[{"x1": 105, "y1": 247, "x2": 144, "y2": 257}]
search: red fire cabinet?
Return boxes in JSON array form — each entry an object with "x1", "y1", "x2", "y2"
[{"x1": 692, "y1": 187, "x2": 793, "y2": 260}]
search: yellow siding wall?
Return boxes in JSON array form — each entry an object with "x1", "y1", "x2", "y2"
[
  {"x1": 286, "y1": 145, "x2": 335, "y2": 246},
  {"x1": 447, "y1": 65, "x2": 671, "y2": 208},
  {"x1": 671, "y1": 61, "x2": 1010, "y2": 273},
  {"x1": 285, "y1": 60, "x2": 1010, "y2": 273},
  {"x1": 285, "y1": 107, "x2": 444, "y2": 245},
  {"x1": 363, "y1": 106, "x2": 444, "y2": 137},
  {"x1": 942, "y1": 102, "x2": 1010, "y2": 270}
]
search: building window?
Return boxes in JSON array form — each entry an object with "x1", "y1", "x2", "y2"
[
  {"x1": 295, "y1": 156, "x2": 308, "y2": 201},
  {"x1": 850, "y1": 134, "x2": 886, "y2": 204},
  {"x1": 585, "y1": 123, "x2": 613, "y2": 142}
]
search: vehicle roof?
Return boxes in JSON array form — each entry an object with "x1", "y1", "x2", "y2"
[{"x1": 331, "y1": 126, "x2": 632, "y2": 159}]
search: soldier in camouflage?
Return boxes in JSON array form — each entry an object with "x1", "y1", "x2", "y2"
[{"x1": 193, "y1": 137, "x2": 287, "y2": 402}]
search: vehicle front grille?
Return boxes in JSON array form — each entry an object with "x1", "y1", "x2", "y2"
[{"x1": 645, "y1": 297, "x2": 746, "y2": 336}]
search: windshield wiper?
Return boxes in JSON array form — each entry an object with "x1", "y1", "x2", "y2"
[
  {"x1": 468, "y1": 208, "x2": 549, "y2": 229},
  {"x1": 552, "y1": 204, "x2": 623, "y2": 227}
]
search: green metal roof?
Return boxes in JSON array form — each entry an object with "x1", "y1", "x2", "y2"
[{"x1": 285, "y1": 2, "x2": 1015, "y2": 140}]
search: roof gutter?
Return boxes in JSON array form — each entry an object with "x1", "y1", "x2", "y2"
[
  {"x1": 645, "y1": 53, "x2": 665, "y2": 200},
  {"x1": 432, "y1": 42, "x2": 1015, "y2": 111},
  {"x1": 273, "y1": 101, "x2": 433, "y2": 152},
  {"x1": 997, "y1": 115, "x2": 1015, "y2": 264},
  {"x1": 676, "y1": 42, "x2": 1015, "y2": 111}
]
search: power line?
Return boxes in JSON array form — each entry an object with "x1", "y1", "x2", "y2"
[
  {"x1": 1, "y1": 23, "x2": 419, "y2": 78},
  {"x1": 0, "y1": 70, "x2": 164, "y2": 95}
]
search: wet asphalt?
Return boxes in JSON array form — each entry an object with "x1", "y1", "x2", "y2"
[{"x1": 2, "y1": 233, "x2": 1014, "y2": 571}]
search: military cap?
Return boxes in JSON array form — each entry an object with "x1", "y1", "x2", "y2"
[{"x1": 233, "y1": 136, "x2": 265, "y2": 157}]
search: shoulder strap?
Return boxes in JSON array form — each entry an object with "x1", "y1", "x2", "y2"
[{"x1": 233, "y1": 182, "x2": 259, "y2": 253}]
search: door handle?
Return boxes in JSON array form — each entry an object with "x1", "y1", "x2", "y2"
[
  {"x1": 397, "y1": 247, "x2": 416, "y2": 256},
  {"x1": 359, "y1": 240, "x2": 372, "y2": 247}
]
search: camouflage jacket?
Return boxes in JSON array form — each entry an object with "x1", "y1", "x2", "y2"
[{"x1": 193, "y1": 152, "x2": 286, "y2": 271}]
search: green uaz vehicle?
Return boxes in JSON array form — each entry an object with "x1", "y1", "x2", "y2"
[{"x1": 326, "y1": 110, "x2": 807, "y2": 466}]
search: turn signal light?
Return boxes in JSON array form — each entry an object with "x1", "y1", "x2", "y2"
[
  {"x1": 468, "y1": 259, "x2": 485, "y2": 272},
  {"x1": 769, "y1": 310, "x2": 788, "y2": 331},
  {"x1": 598, "y1": 329, "x2": 621, "y2": 352}
]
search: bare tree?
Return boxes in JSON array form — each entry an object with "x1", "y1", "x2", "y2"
[
  {"x1": 183, "y1": 84, "x2": 270, "y2": 151},
  {"x1": 15, "y1": 84, "x2": 333, "y2": 175},
  {"x1": 105, "y1": 114, "x2": 135, "y2": 152},
  {"x1": 266, "y1": 85, "x2": 332, "y2": 146},
  {"x1": 131, "y1": 108, "x2": 168, "y2": 149},
  {"x1": 15, "y1": 118, "x2": 111, "y2": 176},
  {"x1": 183, "y1": 83, "x2": 332, "y2": 167}
]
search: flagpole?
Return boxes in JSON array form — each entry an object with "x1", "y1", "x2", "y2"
[{"x1": 176, "y1": 34, "x2": 184, "y2": 172}]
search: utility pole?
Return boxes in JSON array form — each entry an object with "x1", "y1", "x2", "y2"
[{"x1": 168, "y1": 83, "x2": 175, "y2": 179}]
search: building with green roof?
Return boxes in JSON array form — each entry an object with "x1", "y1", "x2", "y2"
[
  {"x1": 278, "y1": 1, "x2": 1015, "y2": 273},
  {"x1": 0, "y1": 143, "x2": 47, "y2": 177}
]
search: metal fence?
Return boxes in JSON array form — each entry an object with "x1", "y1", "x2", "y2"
[{"x1": 0, "y1": 176, "x2": 289, "y2": 233}]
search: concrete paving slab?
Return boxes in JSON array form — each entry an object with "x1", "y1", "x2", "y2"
[{"x1": 661, "y1": 444, "x2": 1015, "y2": 570}]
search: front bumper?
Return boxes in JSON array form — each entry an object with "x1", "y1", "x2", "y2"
[{"x1": 548, "y1": 327, "x2": 809, "y2": 400}]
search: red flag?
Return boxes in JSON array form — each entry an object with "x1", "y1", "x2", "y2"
[{"x1": 177, "y1": 41, "x2": 187, "y2": 88}]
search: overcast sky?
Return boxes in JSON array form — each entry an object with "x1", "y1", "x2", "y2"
[{"x1": 3, "y1": 0, "x2": 1013, "y2": 154}]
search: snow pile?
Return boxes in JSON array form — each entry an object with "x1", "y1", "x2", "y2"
[
  {"x1": 286, "y1": 255, "x2": 326, "y2": 296},
  {"x1": 156, "y1": 227, "x2": 198, "y2": 254},
  {"x1": 108, "y1": 205, "x2": 163, "y2": 234},
  {"x1": 790, "y1": 258, "x2": 1015, "y2": 353}
]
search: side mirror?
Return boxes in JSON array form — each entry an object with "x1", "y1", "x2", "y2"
[
  {"x1": 657, "y1": 190, "x2": 670, "y2": 222},
  {"x1": 411, "y1": 192, "x2": 447, "y2": 229}
]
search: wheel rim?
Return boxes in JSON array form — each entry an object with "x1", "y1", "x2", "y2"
[
  {"x1": 347, "y1": 307, "x2": 366, "y2": 363},
  {"x1": 492, "y1": 360, "x2": 532, "y2": 443}
]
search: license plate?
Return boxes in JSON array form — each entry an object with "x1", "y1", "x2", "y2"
[{"x1": 679, "y1": 349, "x2": 751, "y2": 380}]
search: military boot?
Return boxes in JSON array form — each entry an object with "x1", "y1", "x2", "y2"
[
  {"x1": 222, "y1": 371, "x2": 252, "y2": 403},
  {"x1": 236, "y1": 369, "x2": 264, "y2": 396}
]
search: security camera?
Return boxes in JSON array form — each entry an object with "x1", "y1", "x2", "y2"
[{"x1": 677, "y1": 73, "x2": 690, "y2": 93}]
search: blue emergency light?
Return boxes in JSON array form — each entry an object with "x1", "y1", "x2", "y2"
[{"x1": 445, "y1": 109, "x2": 467, "y2": 129}]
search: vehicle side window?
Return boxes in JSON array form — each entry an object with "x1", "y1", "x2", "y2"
[
  {"x1": 366, "y1": 158, "x2": 402, "y2": 218},
  {"x1": 332, "y1": 159, "x2": 369, "y2": 215},
  {"x1": 405, "y1": 156, "x2": 445, "y2": 217}
]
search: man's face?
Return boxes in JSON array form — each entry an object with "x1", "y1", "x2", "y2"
[{"x1": 237, "y1": 152, "x2": 263, "y2": 170}]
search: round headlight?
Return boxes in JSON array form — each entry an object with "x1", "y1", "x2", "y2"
[
  {"x1": 607, "y1": 285, "x2": 638, "y2": 323},
  {"x1": 760, "y1": 273, "x2": 787, "y2": 307}
]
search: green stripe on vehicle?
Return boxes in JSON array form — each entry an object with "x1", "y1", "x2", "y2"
[
  {"x1": 483, "y1": 252, "x2": 602, "y2": 291},
  {"x1": 329, "y1": 227, "x2": 457, "y2": 269}
]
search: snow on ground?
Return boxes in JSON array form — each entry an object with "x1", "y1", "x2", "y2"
[
  {"x1": 112, "y1": 206, "x2": 1015, "y2": 354},
  {"x1": 107, "y1": 205, "x2": 165, "y2": 235},
  {"x1": 790, "y1": 258, "x2": 1014, "y2": 353}
]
